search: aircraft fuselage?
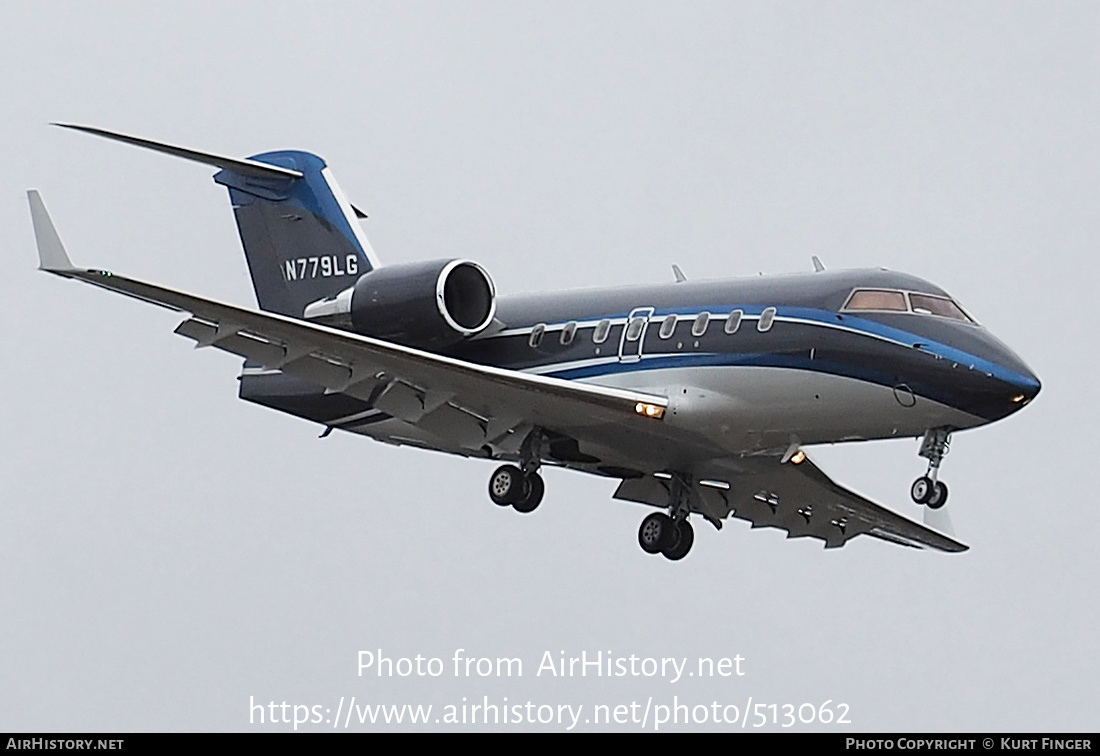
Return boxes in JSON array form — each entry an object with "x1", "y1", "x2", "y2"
[{"x1": 242, "y1": 266, "x2": 1039, "y2": 474}]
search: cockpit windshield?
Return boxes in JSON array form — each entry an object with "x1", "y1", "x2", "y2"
[
  {"x1": 842, "y1": 288, "x2": 976, "y2": 324},
  {"x1": 845, "y1": 289, "x2": 907, "y2": 312},
  {"x1": 908, "y1": 293, "x2": 972, "y2": 322}
]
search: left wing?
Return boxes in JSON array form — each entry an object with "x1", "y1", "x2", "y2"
[{"x1": 29, "y1": 191, "x2": 671, "y2": 457}]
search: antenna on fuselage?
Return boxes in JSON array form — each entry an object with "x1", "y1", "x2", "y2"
[
  {"x1": 671, "y1": 264, "x2": 687, "y2": 283},
  {"x1": 812, "y1": 256, "x2": 826, "y2": 272}
]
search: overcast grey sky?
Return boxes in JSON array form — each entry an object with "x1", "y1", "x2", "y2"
[{"x1": 1, "y1": 2, "x2": 1097, "y2": 731}]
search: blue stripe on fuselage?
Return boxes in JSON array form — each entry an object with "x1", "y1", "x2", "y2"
[{"x1": 514, "y1": 304, "x2": 1033, "y2": 390}]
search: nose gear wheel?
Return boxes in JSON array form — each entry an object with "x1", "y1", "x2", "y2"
[
  {"x1": 912, "y1": 428, "x2": 952, "y2": 509},
  {"x1": 911, "y1": 476, "x2": 933, "y2": 504},
  {"x1": 926, "y1": 481, "x2": 948, "y2": 510}
]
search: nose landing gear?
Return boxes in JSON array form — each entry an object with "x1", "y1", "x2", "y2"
[
  {"x1": 910, "y1": 476, "x2": 948, "y2": 509},
  {"x1": 910, "y1": 428, "x2": 951, "y2": 509}
]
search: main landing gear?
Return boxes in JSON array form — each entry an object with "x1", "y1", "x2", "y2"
[
  {"x1": 638, "y1": 513, "x2": 694, "y2": 561},
  {"x1": 488, "y1": 464, "x2": 544, "y2": 513},
  {"x1": 637, "y1": 472, "x2": 695, "y2": 561},
  {"x1": 486, "y1": 431, "x2": 697, "y2": 560},
  {"x1": 910, "y1": 428, "x2": 951, "y2": 510},
  {"x1": 487, "y1": 429, "x2": 546, "y2": 514}
]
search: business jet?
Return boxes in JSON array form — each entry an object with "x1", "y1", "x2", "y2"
[{"x1": 29, "y1": 125, "x2": 1040, "y2": 560}]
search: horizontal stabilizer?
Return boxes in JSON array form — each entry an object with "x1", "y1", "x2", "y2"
[
  {"x1": 28, "y1": 190, "x2": 76, "y2": 272},
  {"x1": 52, "y1": 123, "x2": 304, "y2": 181}
]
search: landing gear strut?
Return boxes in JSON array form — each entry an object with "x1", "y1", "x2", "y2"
[
  {"x1": 911, "y1": 428, "x2": 950, "y2": 509},
  {"x1": 637, "y1": 472, "x2": 695, "y2": 561}
]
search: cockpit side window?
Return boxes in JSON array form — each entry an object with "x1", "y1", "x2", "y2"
[
  {"x1": 844, "y1": 289, "x2": 908, "y2": 312},
  {"x1": 908, "y1": 293, "x2": 974, "y2": 323}
]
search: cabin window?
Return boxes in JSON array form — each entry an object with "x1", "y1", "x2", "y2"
[
  {"x1": 909, "y1": 294, "x2": 973, "y2": 323},
  {"x1": 529, "y1": 324, "x2": 546, "y2": 348},
  {"x1": 757, "y1": 307, "x2": 776, "y2": 332},
  {"x1": 659, "y1": 314, "x2": 677, "y2": 339},
  {"x1": 592, "y1": 319, "x2": 611, "y2": 344},
  {"x1": 691, "y1": 311, "x2": 710, "y2": 337},
  {"x1": 724, "y1": 309, "x2": 743, "y2": 334},
  {"x1": 844, "y1": 289, "x2": 907, "y2": 312},
  {"x1": 625, "y1": 316, "x2": 646, "y2": 342},
  {"x1": 560, "y1": 321, "x2": 577, "y2": 345}
]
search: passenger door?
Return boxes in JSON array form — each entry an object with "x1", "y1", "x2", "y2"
[{"x1": 618, "y1": 307, "x2": 654, "y2": 363}]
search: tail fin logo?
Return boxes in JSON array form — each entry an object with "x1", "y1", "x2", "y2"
[{"x1": 283, "y1": 255, "x2": 360, "y2": 282}]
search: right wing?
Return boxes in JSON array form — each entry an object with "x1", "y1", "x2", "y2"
[{"x1": 615, "y1": 452, "x2": 968, "y2": 552}]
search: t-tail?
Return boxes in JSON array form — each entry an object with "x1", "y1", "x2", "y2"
[{"x1": 53, "y1": 124, "x2": 379, "y2": 316}]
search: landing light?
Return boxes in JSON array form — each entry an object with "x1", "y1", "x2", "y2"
[
  {"x1": 635, "y1": 402, "x2": 665, "y2": 419},
  {"x1": 790, "y1": 450, "x2": 806, "y2": 465},
  {"x1": 1011, "y1": 394, "x2": 1026, "y2": 403}
]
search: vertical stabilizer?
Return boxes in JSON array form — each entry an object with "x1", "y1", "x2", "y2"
[
  {"x1": 52, "y1": 124, "x2": 379, "y2": 317},
  {"x1": 215, "y1": 151, "x2": 378, "y2": 316}
]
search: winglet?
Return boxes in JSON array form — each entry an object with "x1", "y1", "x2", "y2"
[{"x1": 28, "y1": 190, "x2": 77, "y2": 272}]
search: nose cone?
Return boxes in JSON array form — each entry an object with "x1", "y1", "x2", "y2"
[
  {"x1": 982, "y1": 335, "x2": 1040, "y2": 420},
  {"x1": 931, "y1": 324, "x2": 1040, "y2": 423},
  {"x1": 1008, "y1": 364, "x2": 1041, "y2": 409}
]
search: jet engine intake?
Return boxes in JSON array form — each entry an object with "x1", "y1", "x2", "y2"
[{"x1": 304, "y1": 258, "x2": 496, "y2": 348}]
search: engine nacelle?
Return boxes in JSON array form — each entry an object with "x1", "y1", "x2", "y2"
[{"x1": 303, "y1": 259, "x2": 497, "y2": 348}]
